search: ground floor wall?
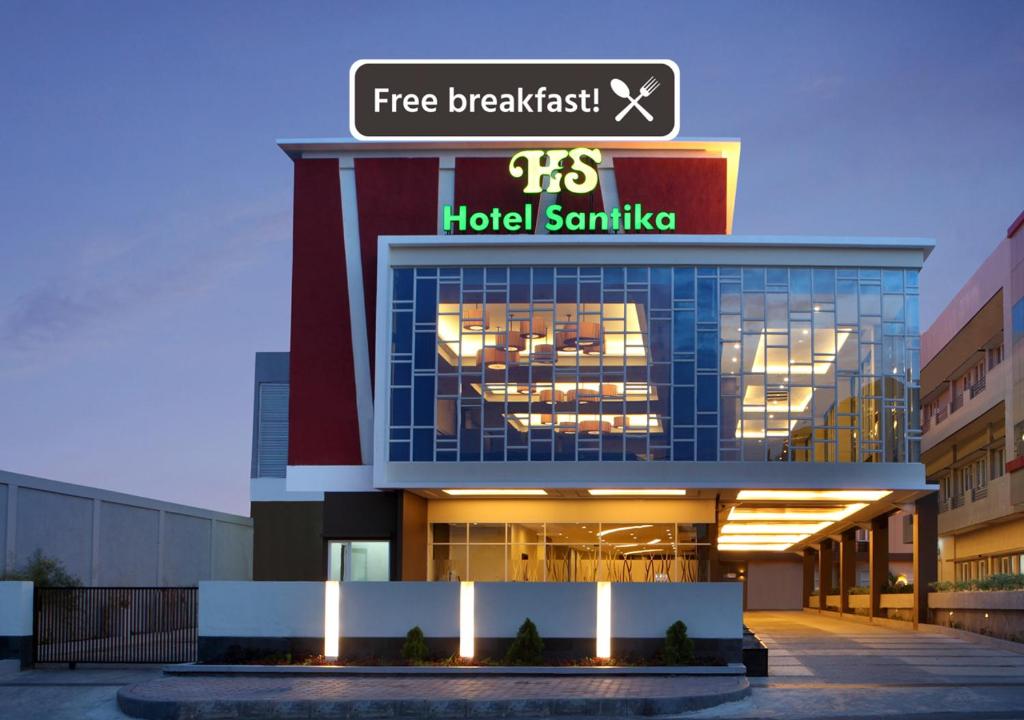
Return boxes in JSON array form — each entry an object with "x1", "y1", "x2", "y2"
[
  {"x1": 746, "y1": 558, "x2": 803, "y2": 610},
  {"x1": 938, "y1": 516, "x2": 1024, "y2": 583},
  {"x1": 252, "y1": 491, "x2": 428, "y2": 581}
]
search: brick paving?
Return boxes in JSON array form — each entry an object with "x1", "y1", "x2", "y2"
[
  {"x1": 117, "y1": 674, "x2": 750, "y2": 718},
  {"x1": 685, "y1": 611, "x2": 1024, "y2": 719}
]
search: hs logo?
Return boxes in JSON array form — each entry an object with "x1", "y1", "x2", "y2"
[{"x1": 508, "y1": 148, "x2": 602, "y2": 194}]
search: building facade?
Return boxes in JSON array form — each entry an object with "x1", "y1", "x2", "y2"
[
  {"x1": 250, "y1": 139, "x2": 936, "y2": 613},
  {"x1": 922, "y1": 211, "x2": 1024, "y2": 584}
]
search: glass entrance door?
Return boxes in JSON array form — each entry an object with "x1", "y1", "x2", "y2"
[{"x1": 327, "y1": 540, "x2": 390, "y2": 581}]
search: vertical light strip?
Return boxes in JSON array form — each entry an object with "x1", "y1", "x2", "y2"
[
  {"x1": 324, "y1": 580, "x2": 340, "y2": 661},
  {"x1": 459, "y1": 581, "x2": 475, "y2": 659},
  {"x1": 596, "y1": 581, "x2": 611, "y2": 659}
]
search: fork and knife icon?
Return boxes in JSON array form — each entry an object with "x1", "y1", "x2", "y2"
[{"x1": 610, "y1": 76, "x2": 660, "y2": 122}]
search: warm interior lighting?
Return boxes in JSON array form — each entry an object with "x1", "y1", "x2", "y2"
[
  {"x1": 587, "y1": 489, "x2": 687, "y2": 496},
  {"x1": 726, "y1": 505, "x2": 867, "y2": 522},
  {"x1": 718, "y1": 534, "x2": 806, "y2": 545},
  {"x1": 506, "y1": 413, "x2": 662, "y2": 434},
  {"x1": 596, "y1": 582, "x2": 611, "y2": 659},
  {"x1": 323, "y1": 580, "x2": 340, "y2": 661},
  {"x1": 718, "y1": 543, "x2": 791, "y2": 552},
  {"x1": 519, "y1": 318, "x2": 547, "y2": 339},
  {"x1": 476, "y1": 347, "x2": 518, "y2": 370},
  {"x1": 459, "y1": 581, "x2": 474, "y2": 659},
  {"x1": 597, "y1": 524, "x2": 653, "y2": 538},
  {"x1": 437, "y1": 302, "x2": 648, "y2": 367},
  {"x1": 748, "y1": 328, "x2": 851, "y2": 375},
  {"x1": 736, "y1": 490, "x2": 891, "y2": 502},
  {"x1": 462, "y1": 304, "x2": 485, "y2": 331},
  {"x1": 442, "y1": 489, "x2": 547, "y2": 496},
  {"x1": 472, "y1": 381, "x2": 655, "y2": 403},
  {"x1": 720, "y1": 522, "x2": 830, "y2": 535}
]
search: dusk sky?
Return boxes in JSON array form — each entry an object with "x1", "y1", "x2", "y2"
[{"x1": 1, "y1": 1, "x2": 1022, "y2": 515}]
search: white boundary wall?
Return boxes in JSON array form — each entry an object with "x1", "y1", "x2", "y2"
[
  {"x1": 1, "y1": 470, "x2": 252, "y2": 586},
  {"x1": 0, "y1": 582, "x2": 33, "y2": 637},
  {"x1": 199, "y1": 581, "x2": 743, "y2": 641}
]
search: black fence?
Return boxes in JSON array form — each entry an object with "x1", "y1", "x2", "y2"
[{"x1": 33, "y1": 587, "x2": 197, "y2": 664}]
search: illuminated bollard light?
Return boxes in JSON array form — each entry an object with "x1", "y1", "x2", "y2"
[
  {"x1": 460, "y1": 581, "x2": 475, "y2": 659},
  {"x1": 596, "y1": 581, "x2": 611, "y2": 659},
  {"x1": 324, "y1": 580, "x2": 340, "y2": 661}
]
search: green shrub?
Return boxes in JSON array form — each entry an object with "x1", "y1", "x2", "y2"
[
  {"x1": 931, "y1": 574, "x2": 1024, "y2": 593},
  {"x1": 504, "y1": 618, "x2": 544, "y2": 665},
  {"x1": 663, "y1": 620, "x2": 695, "y2": 665},
  {"x1": 1, "y1": 550, "x2": 81, "y2": 587},
  {"x1": 401, "y1": 626, "x2": 429, "y2": 663},
  {"x1": 849, "y1": 586, "x2": 869, "y2": 595}
]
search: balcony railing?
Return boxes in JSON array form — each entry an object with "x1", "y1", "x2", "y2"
[
  {"x1": 951, "y1": 393, "x2": 965, "y2": 413},
  {"x1": 972, "y1": 484, "x2": 989, "y2": 501},
  {"x1": 934, "y1": 405, "x2": 948, "y2": 425},
  {"x1": 969, "y1": 376, "x2": 987, "y2": 399}
]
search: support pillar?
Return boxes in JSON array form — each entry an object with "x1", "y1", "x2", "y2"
[
  {"x1": 913, "y1": 493, "x2": 938, "y2": 629},
  {"x1": 802, "y1": 548, "x2": 816, "y2": 609},
  {"x1": 839, "y1": 529, "x2": 857, "y2": 615},
  {"x1": 818, "y1": 540, "x2": 834, "y2": 611},
  {"x1": 696, "y1": 522, "x2": 720, "y2": 582},
  {"x1": 869, "y1": 514, "x2": 890, "y2": 621}
]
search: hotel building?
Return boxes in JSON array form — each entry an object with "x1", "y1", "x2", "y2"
[
  {"x1": 922, "y1": 211, "x2": 1024, "y2": 583},
  {"x1": 250, "y1": 139, "x2": 936, "y2": 615}
]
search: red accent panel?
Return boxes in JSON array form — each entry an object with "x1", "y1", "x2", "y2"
[
  {"x1": 613, "y1": 157, "x2": 728, "y2": 234},
  {"x1": 454, "y1": 157, "x2": 539, "y2": 232},
  {"x1": 288, "y1": 158, "x2": 361, "y2": 466},
  {"x1": 355, "y1": 157, "x2": 439, "y2": 379},
  {"x1": 1006, "y1": 456, "x2": 1024, "y2": 475}
]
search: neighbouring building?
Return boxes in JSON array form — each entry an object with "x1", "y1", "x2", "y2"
[
  {"x1": 922, "y1": 210, "x2": 1024, "y2": 584},
  {"x1": 249, "y1": 138, "x2": 937, "y2": 618},
  {"x1": 1, "y1": 469, "x2": 253, "y2": 586}
]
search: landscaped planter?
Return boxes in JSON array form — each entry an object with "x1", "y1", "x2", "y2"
[
  {"x1": 848, "y1": 594, "x2": 869, "y2": 609},
  {"x1": 929, "y1": 591, "x2": 1024, "y2": 642}
]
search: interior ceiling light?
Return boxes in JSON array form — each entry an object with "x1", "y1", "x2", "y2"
[
  {"x1": 442, "y1": 489, "x2": 547, "y2": 496},
  {"x1": 463, "y1": 304, "x2": 486, "y2": 331},
  {"x1": 719, "y1": 543, "x2": 791, "y2": 552},
  {"x1": 720, "y1": 522, "x2": 830, "y2": 535},
  {"x1": 518, "y1": 318, "x2": 547, "y2": 339},
  {"x1": 623, "y1": 548, "x2": 667, "y2": 556},
  {"x1": 529, "y1": 344, "x2": 557, "y2": 366},
  {"x1": 718, "y1": 534, "x2": 806, "y2": 545},
  {"x1": 726, "y1": 504, "x2": 868, "y2": 522},
  {"x1": 587, "y1": 489, "x2": 687, "y2": 496},
  {"x1": 476, "y1": 347, "x2": 518, "y2": 370},
  {"x1": 579, "y1": 419, "x2": 612, "y2": 435},
  {"x1": 494, "y1": 331, "x2": 526, "y2": 352},
  {"x1": 597, "y1": 524, "x2": 653, "y2": 538},
  {"x1": 736, "y1": 490, "x2": 891, "y2": 502}
]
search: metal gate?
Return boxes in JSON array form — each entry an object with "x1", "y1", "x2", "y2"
[{"x1": 33, "y1": 587, "x2": 197, "y2": 664}]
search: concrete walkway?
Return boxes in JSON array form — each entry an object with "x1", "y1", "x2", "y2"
[
  {"x1": 116, "y1": 673, "x2": 750, "y2": 718},
  {"x1": 685, "y1": 611, "x2": 1024, "y2": 719}
]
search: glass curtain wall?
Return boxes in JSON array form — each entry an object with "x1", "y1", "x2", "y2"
[
  {"x1": 429, "y1": 522, "x2": 705, "y2": 582},
  {"x1": 388, "y1": 266, "x2": 920, "y2": 463}
]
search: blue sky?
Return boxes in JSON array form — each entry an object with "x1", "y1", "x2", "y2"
[{"x1": 1, "y1": 1, "x2": 1022, "y2": 514}]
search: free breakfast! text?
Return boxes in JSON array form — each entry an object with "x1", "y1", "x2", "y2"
[
  {"x1": 374, "y1": 86, "x2": 601, "y2": 114},
  {"x1": 442, "y1": 204, "x2": 677, "y2": 233}
]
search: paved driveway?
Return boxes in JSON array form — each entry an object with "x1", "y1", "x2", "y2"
[
  {"x1": 687, "y1": 611, "x2": 1024, "y2": 719},
  {"x1": 0, "y1": 665, "x2": 157, "y2": 719}
]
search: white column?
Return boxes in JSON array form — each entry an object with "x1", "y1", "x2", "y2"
[{"x1": 339, "y1": 157, "x2": 375, "y2": 465}]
